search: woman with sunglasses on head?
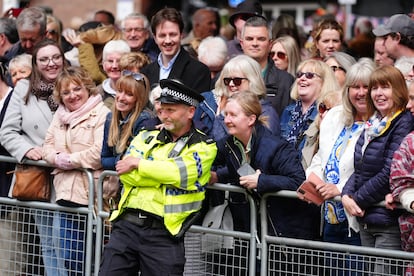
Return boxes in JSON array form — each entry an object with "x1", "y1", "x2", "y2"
[
  {"x1": 212, "y1": 54, "x2": 280, "y2": 142},
  {"x1": 280, "y1": 59, "x2": 339, "y2": 159},
  {"x1": 303, "y1": 59, "x2": 375, "y2": 274},
  {"x1": 270, "y1": 35, "x2": 302, "y2": 78},
  {"x1": 341, "y1": 65, "x2": 414, "y2": 274},
  {"x1": 42, "y1": 66, "x2": 110, "y2": 275},
  {"x1": 101, "y1": 70, "x2": 156, "y2": 208},
  {"x1": 324, "y1": 51, "x2": 356, "y2": 89},
  {"x1": 0, "y1": 39, "x2": 68, "y2": 275}
]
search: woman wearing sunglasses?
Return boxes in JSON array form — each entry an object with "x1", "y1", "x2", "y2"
[
  {"x1": 270, "y1": 35, "x2": 301, "y2": 78},
  {"x1": 280, "y1": 59, "x2": 339, "y2": 159},
  {"x1": 101, "y1": 70, "x2": 156, "y2": 210},
  {"x1": 211, "y1": 54, "x2": 280, "y2": 142},
  {"x1": 303, "y1": 59, "x2": 375, "y2": 274},
  {"x1": 324, "y1": 51, "x2": 356, "y2": 89}
]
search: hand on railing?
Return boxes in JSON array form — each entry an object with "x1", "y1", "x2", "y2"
[{"x1": 25, "y1": 147, "x2": 43, "y2": 160}]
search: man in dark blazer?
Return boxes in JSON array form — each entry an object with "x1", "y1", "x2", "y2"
[{"x1": 141, "y1": 7, "x2": 211, "y2": 94}]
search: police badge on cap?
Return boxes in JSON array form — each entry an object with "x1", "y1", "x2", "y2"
[{"x1": 159, "y1": 79, "x2": 204, "y2": 107}]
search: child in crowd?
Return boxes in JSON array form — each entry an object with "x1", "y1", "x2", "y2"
[{"x1": 119, "y1": 52, "x2": 150, "y2": 73}]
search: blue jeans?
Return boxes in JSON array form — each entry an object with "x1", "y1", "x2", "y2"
[
  {"x1": 33, "y1": 209, "x2": 67, "y2": 276},
  {"x1": 359, "y1": 223, "x2": 402, "y2": 275},
  {"x1": 60, "y1": 213, "x2": 86, "y2": 276},
  {"x1": 323, "y1": 221, "x2": 363, "y2": 276}
]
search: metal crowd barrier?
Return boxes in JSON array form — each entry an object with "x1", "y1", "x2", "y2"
[
  {"x1": 0, "y1": 155, "x2": 95, "y2": 276},
  {"x1": 2, "y1": 154, "x2": 414, "y2": 276},
  {"x1": 95, "y1": 172, "x2": 259, "y2": 276},
  {"x1": 260, "y1": 191, "x2": 414, "y2": 276}
]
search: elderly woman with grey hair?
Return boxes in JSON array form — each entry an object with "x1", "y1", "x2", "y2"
[
  {"x1": 324, "y1": 51, "x2": 357, "y2": 88},
  {"x1": 197, "y1": 36, "x2": 228, "y2": 87}
]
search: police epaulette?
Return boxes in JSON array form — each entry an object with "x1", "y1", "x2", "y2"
[
  {"x1": 205, "y1": 138, "x2": 215, "y2": 144},
  {"x1": 145, "y1": 135, "x2": 155, "y2": 144}
]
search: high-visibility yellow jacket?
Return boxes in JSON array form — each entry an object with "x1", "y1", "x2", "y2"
[{"x1": 111, "y1": 126, "x2": 217, "y2": 236}]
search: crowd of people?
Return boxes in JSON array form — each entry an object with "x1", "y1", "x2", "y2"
[{"x1": 0, "y1": 0, "x2": 413, "y2": 275}]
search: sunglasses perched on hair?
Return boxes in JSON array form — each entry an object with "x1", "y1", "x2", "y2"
[
  {"x1": 318, "y1": 102, "x2": 331, "y2": 114},
  {"x1": 330, "y1": 65, "x2": 346, "y2": 72},
  {"x1": 223, "y1": 77, "x2": 248, "y2": 86},
  {"x1": 296, "y1": 71, "x2": 321, "y2": 79},
  {"x1": 122, "y1": 70, "x2": 146, "y2": 89},
  {"x1": 269, "y1": 51, "x2": 287, "y2": 60}
]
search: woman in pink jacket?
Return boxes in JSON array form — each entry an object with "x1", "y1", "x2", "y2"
[{"x1": 42, "y1": 66, "x2": 109, "y2": 275}]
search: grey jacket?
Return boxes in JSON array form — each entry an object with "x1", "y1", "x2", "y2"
[{"x1": 0, "y1": 79, "x2": 53, "y2": 162}]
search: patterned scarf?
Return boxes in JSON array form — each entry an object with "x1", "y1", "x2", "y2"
[
  {"x1": 286, "y1": 100, "x2": 316, "y2": 147},
  {"x1": 32, "y1": 79, "x2": 59, "y2": 112},
  {"x1": 362, "y1": 110, "x2": 402, "y2": 154}
]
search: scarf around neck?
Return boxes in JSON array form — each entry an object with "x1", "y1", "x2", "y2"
[
  {"x1": 56, "y1": 94, "x2": 102, "y2": 125},
  {"x1": 32, "y1": 79, "x2": 59, "y2": 111}
]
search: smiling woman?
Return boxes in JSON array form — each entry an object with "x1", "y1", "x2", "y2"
[
  {"x1": 43, "y1": 66, "x2": 110, "y2": 275},
  {"x1": 0, "y1": 39, "x2": 67, "y2": 275}
]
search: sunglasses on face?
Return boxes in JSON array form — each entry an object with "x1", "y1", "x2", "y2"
[
  {"x1": 296, "y1": 71, "x2": 321, "y2": 79},
  {"x1": 122, "y1": 70, "x2": 146, "y2": 89},
  {"x1": 269, "y1": 51, "x2": 287, "y2": 60},
  {"x1": 223, "y1": 77, "x2": 248, "y2": 86},
  {"x1": 331, "y1": 65, "x2": 346, "y2": 72}
]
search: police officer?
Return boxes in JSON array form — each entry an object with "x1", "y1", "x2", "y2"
[{"x1": 99, "y1": 79, "x2": 217, "y2": 275}]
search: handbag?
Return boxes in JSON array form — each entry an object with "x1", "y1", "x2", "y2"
[
  {"x1": 12, "y1": 164, "x2": 51, "y2": 202},
  {"x1": 201, "y1": 192, "x2": 234, "y2": 252}
]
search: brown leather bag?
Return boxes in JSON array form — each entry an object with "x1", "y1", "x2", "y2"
[{"x1": 12, "y1": 164, "x2": 51, "y2": 202}]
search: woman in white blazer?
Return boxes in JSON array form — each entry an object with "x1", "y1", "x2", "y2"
[
  {"x1": 0, "y1": 39, "x2": 68, "y2": 275},
  {"x1": 306, "y1": 58, "x2": 376, "y2": 243}
]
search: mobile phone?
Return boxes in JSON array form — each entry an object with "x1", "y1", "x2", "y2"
[{"x1": 237, "y1": 163, "x2": 255, "y2": 176}]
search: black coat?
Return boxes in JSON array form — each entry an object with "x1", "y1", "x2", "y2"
[
  {"x1": 214, "y1": 123, "x2": 320, "y2": 239},
  {"x1": 141, "y1": 47, "x2": 211, "y2": 94},
  {"x1": 264, "y1": 59, "x2": 295, "y2": 116}
]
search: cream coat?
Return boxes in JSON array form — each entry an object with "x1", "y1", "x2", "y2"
[
  {"x1": 306, "y1": 105, "x2": 364, "y2": 232},
  {"x1": 43, "y1": 101, "x2": 109, "y2": 206}
]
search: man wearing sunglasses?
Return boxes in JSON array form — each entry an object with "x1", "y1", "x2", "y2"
[
  {"x1": 141, "y1": 8, "x2": 211, "y2": 94},
  {"x1": 240, "y1": 16, "x2": 294, "y2": 116}
]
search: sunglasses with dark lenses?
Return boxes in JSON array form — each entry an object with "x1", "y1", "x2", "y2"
[
  {"x1": 223, "y1": 77, "x2": 248, "y2": 86},
  {"x1": 269, "y1": 51, "x2": 287, "y2": 60},
  {"x1": 296, "y1": 71, "x2": 321, "y2": 79},
  {"x1": 318, "y1": 102, "x2": 330, "y2": 114},
  {"x1": 122, "y1": 70, "x2": 146, "y2": 89},
  {"x1": 330, "y1": 65, "x2": 346, "y2": 72}
]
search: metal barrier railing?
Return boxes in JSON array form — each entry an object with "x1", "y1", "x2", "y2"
[
  {"x1": 0, "y1": 155, "x2": 95, "y2": 276},
  {"x1": 260, "y1": 191, "x2": 414, "y2": 275},
  {"x1": 95, "y1": 172, "x2": 259, "y2": 276},
  {"x1": 2, "y1": 153, "x2": 414, "y2": 275}
]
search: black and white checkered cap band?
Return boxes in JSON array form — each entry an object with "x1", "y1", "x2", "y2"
[{"x1": 161, "y1": 87, "x2": 199, "y2": 106}]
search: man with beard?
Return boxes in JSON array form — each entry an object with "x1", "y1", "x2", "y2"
[{"x1": 99, "y1": 78, "x2": 217, "y2": 275}]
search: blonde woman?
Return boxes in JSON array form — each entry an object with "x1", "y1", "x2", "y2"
[{"x1": 270, "y1": 35, "x2": 301, "y2": 77}]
